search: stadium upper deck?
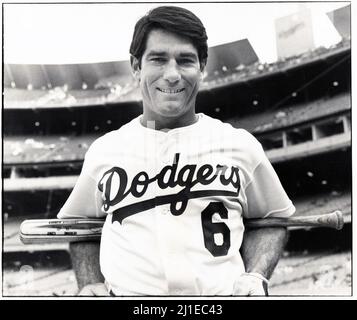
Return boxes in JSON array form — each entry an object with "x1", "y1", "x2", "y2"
[
  {"x1": 3, "y1": 92, "x2": 350, "y2": 167},
  {"x1": 3, "y1": 38, "x2": 350, "y2": 110}
]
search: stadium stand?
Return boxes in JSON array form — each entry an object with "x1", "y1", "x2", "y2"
[{"x1": 234, "y1": 93, "x2": 350, "y2": 134}]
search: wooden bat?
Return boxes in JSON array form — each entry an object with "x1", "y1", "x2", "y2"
[
  {"x1": 20, "y1": 219, "x2": 104, "y2": 244},
  {"x1": 244, "y1": 210, "x2": 344, "y2": 230},
  {"x1": 19, "y1": 210, "x2": 344, "y2": 244}
]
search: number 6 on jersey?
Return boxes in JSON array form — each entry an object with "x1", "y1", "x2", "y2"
[{"x1": 201, "y1": 202, "x2": 231, "y2": 257}]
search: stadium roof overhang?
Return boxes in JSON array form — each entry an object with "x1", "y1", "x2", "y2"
[{"x1": 3, "y1": 41, "x2": 350, "y2": 110}]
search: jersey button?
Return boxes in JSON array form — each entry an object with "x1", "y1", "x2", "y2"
[
  {"x1": 163, "y1": 156, "x2": 171, "y2": 165},
  {"x1": 173, "y1": 289, "x2": 183, "y2": 295}
]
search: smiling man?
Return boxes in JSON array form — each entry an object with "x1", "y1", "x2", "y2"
[
  {"x1": 58, "y1": 6, "x2": 295, "y2": 296},
  {"x1": 132, "y1": 27, "x2": 205, "y2": 129},
  {"x1": 135, "y1": 29, "x2": 202, "y2": 128}
]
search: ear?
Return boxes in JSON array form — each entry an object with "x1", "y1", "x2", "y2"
[
  {"x1": 130, "y1": 55, "x2": 141, "y2": 81},
  {"x1": 199, "y1": 60, "x2": 207, "y2": 81},
  {"x1": 200, "y1": 59, "x2": 207, "y2": 73}
]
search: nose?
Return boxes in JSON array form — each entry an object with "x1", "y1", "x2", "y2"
[{"x1": 163, "y1": 60, "x2": 181, "y2": 83}]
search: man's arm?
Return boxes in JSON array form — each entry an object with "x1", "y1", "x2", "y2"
[
  {"x1": 234, "y1": 226, "x2": 289, "y2": 296},
  {"x1": 240, "y1": 226, "x2": 288, "y2": 278},
  {"x1": 69, "y1": 241, "x2": 108, "y2": 295}
]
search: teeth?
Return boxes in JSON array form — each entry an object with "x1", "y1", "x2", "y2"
[{"x1": 158, "y1": 88, "x2": 184, "y2": 94}]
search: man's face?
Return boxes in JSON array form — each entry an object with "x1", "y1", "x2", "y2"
[{"x1": 132, "y1": 29, "x2": 203, "y2": 121}]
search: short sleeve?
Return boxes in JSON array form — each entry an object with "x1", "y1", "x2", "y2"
[
  {"x1": 57, "y1": 151, "x2": 104, "y2": 219},
  {"x1": 243, "y1": 147, "x2": 295, "y2": 219}
]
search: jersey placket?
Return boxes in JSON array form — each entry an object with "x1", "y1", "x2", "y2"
[{"x1": 154, "y1": 132, "x2": 199, "y2": 295}]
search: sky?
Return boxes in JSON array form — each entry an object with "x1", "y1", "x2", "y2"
[{"x1": 3, "y1": 1, "x2": 349, "y2": 64}]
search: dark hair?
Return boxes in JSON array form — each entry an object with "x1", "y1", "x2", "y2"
[{"x1": 129, "y1": 6, "x2": 208, "y2": 68}]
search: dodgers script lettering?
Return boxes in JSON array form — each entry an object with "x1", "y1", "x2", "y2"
[{"x1": 98, "y1": 153, "x2": 240, "y2": 223}]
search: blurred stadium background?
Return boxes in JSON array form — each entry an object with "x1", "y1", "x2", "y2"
[{"x1": 2, "y1": 3, "x2": 352, "y2": 296}]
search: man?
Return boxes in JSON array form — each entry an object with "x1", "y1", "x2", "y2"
[{"x1": 58, "y1": 5, "x2": 295, "y2": 296}]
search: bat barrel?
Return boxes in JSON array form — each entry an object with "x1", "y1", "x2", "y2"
[
  {"x1": 300, "y1": 211, "x2": 344, "y2": 230},
  {"x1": 245, "y1": 210, "x2": 344, "y2": 230}
]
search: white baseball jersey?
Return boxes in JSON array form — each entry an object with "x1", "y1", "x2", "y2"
[{"x1": 58, "y1": 113, "x2": 295, "y2": 295}]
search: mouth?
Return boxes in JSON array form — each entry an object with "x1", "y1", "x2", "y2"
[{"x1": 157, "y1": 88, "x2": 185, "y2": 94}]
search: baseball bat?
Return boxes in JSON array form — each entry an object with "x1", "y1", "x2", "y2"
[
  {"x1": 20, "y1": 219, "x2": 104, "y2": 244},
  {"x1": 244, "y1": 210, "x2": 344, "y2": 230},
  {"x1": 19, "y1": 211, "x2": 344, "y2": 244}
]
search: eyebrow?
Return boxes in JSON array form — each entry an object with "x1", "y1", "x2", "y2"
[
  {"x1": 146, "y1": 51, "x2": 198, "y2": 59},
  {"x1": 178, "y1": 52, "x2": 198, "y2": 60},
  {"x1": 146, "y1": 51, "x2": 166, "y2": 57}
]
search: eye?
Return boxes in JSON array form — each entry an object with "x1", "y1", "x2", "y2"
[
  {"x1": 150, "y1": 57, "x2": 166, "y2": 64},
  {"x1": 179, "y1": 58, "x2": 195, "y2": 65}
]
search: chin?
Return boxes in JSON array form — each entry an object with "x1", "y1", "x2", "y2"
[{"x1": 159, "y1": 104, "x2": 186, "y2": 117}]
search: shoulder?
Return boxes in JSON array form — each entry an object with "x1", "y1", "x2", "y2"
[
  {"x1": 201, "y1": 114, "x2": 266, "y2": 168},
  {"x1": 201, "y1": 114, "x2": 262, "y2": 148},
  {"x1": 85, "y1": 116, "x2": 140, "y2": 155},
  {"x1": 201, "y1": 114, "x2": 250, "y2": 134}
]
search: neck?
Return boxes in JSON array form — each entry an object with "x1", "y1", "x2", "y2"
[{"x1": 141, "y1": 110, "x2": 198, "y2": 131}]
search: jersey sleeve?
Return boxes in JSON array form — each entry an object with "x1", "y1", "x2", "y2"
[
  {"x1": 57, "y1": 146, "x2": 104, "y2": 219},
  {"x1": 243, "y1": 142, "x2": 295, "y2": 219}
]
